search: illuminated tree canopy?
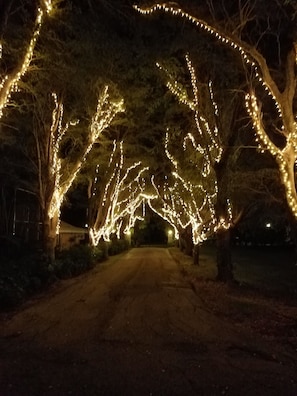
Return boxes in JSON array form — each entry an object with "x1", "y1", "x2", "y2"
[
  {"x1": 88, "y1": 140, "x2": 150, "y2": 245},
  {"x1": 150, "y1": 54, "x2": 233, "y2": 246},
  {"x1": 134, "y1": 1, "x2": 297, "y2": 222},
  {"x1": 1, "y1": 0, "x2": 296, "y2": 270},
  {"x1": 0, "y1": 0, "x2": 53, "y2": 118}
]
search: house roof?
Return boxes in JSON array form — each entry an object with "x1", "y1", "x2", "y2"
[{"x1": 59, "y1": 221, "x2": 88, "y2": 234}]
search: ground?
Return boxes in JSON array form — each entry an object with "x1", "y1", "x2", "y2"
[
  {"x1": 0, "y1": 246, "x2": 296, "y2": 395},
  {"x1": 172, "y1": 245, "x2": 297, "y2": 356}
]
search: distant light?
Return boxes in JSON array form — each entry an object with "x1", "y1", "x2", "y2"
[
  {"x1": 266, "y1": 223, "x2": 271, "y2": 228},
  {"x1": 85, "y1": 223, "x2": 88, "y2": 228},
  {"x1": 168, "y1": 230, "x2": 173, "y2": 236}
]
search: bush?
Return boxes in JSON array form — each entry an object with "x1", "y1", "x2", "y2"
[
  {"x1": 54, "y1": 245, "x2": 104, "y2": 279},
  {"x1": 108, "y1": 238, "x2": 130, "y2": 256},
  {"x1": 0, "y1": 240, "x2": 127, "y2": 311},
  {"x1": 0, "y1": 250, "x2": 54, "y2": 311}
]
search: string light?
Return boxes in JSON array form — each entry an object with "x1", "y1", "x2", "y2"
[
  {"x1": 47, "y1": 87, "x2": 124, "y2": 234},
  {"x1": 134, "y1": 2, "x2": 297, "y2": 219},
  {"x1": 42, "y1": 0, "x2": 53, "y2": 14},
  {"x1": 246, "y1": 90, "x2": 297, "y2": 217},
  {"x1": 155, "y1": 54, "x2": 232, "y2": 244},
  {"x1": 0, "y1": 1, "x2": 53, "y2": 118},
  {"x1": 89, "y1": 141, "x2": 151, "y2": 245},
  {"x1": 133, "y1": 4, "x2": 256, "y2": 70}
]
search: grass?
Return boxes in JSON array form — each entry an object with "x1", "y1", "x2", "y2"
[
  {"x1": 172, "y1": 243, "x2": 297, "y2": 295},
  {"x1": 169, "y1": 244, "x2": 297, "y2": 349}
]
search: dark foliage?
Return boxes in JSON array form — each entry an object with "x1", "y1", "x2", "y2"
[
  {"x1": 0, "y1": 244, "x2": 54, "y2": 310},
  {"x1": 0, "y1": 237, "x2": 131, "y2": 311},
  {"x1": 108, "y1": 238, "x2": 130, "y2": 256},
  {"x1": 54, "y1": 245, "x2": 104, "y2": 279}
]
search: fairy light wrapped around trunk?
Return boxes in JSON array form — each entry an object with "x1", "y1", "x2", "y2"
[
  {"x1": 47, "y1": 87, "x2": 124, "y2": 231},
  {"x1": 155, "y1": 54, "x2": 233, "y2": 244},
  {"x1": 89, "y1": 140, "x2": 150, "y2": 245}
]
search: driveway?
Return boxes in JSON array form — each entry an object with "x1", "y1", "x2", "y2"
[{"x1": 0, "y1": 247, "x2": 296, "y2": 395}]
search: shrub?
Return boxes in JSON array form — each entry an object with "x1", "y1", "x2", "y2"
[
  {"x1": 0, "y1": 240, "x2": 127, "y2": 311},
  {"x1": 0, "y1": 250, "x2": 54, "y2": 310},
  {"x1": 108, "y1": 238, "x2": 130, "y2": 256},
  {"x1": 54, "y1": 245, "x2": 104, "y2": 279}
]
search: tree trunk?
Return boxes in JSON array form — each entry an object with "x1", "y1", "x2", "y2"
[
  {"x1": 278, "y1": 146, "x2": 297, "y2": 221},
  {"x1": 193, "y1": 243, "x2": 200, "y2": 265},
  {"x1": 179, "y1": 226, "x2": 193, "y2": 256},
  {"x1": 43, "y1": 213, "x2": 58, "y2": 264},
  {"x1": 99, "y1": 239, "x2": 109, "y2": 259},
  {"x1": 214, "y1": 156, "x2": 234, "y2": 282},
  {"x1": 216, "y1": 228, "x2": 233, "y2": 282},
  {"x1": 287, "y1": 210, "x2": 297, "y2": 265}
]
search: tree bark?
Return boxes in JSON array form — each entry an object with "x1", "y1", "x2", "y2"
[
  {"x1": 42, "y1": 212, "x2": 58, "y2": 264},
  {"x1": 179, "y1": 226, "x2": 193, "y2": 256},
  {"x1": 216, "y1": 228, "x2": 233, "y2": 282},
  {"x1": 286, "y1": 210, "x2": 297, "y2": 265},
  {"x1": 193, "y1": 243, "x2": 200, "y2": 265},
  {"x1": 214, "y1": 155, "x2": 234, "y2": 282}
]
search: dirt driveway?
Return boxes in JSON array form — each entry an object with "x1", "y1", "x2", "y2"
[{"x1": 0, "y1": 247, "x2": 296, "y2": 395}]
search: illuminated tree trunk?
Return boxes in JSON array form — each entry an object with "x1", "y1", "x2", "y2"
[
  {"x1": 277, "y1": 144, "x2": 297, "y2": 218},
  {"x1": 88, "y1": 141, "x2": 147, "y2": 246},
  {"x1": 89, "y1": 175, "x2": 117, "y2": 245},
  {"x1": 179, "y1": 225, "x2": 193, "y2": 256},
  {"x1": 214, "y1": 142, "x2": 234, "y2": 281},
  {"x1": 42, "y1": 210, "x2": 58, "y2": 264},
  {"x1": 33, "y1": 88, "x2": 123, "y2": 262},
  {"x1": 215, "y1": 134, "x2": 233, "y2": 282}
]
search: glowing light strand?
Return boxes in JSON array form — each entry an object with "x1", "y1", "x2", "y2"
[
  {"x1": 89, "y1": 141, "x2": 150, "y2": 245},
  {"x1": 157, "y1": 53, "x2": 233, "y2": 242},
  {"x1": 0, "y1": 1, "x2": 53, "y2": 118},
  {"x1": 135, "y1": 2, "x2": 297, "y2": 219},
  {"x1": 47, "y1": 87, "x2": 124, "y2": 235},
  {"x1": 166, "y1": 141, "x2": 221, "y2": 244}
]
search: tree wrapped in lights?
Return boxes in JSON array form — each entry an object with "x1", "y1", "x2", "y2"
[
  {"x1": 39, "y1": 87, "x2": 124, "y2": 261},
  {"x1": 148, "y1": 173, "x2": 196, "y2": 256},
  {"x1": 148, "y1": 175, "x2": 182, "y2": 243},
  {"x1": 134, "y1": 2, "x2": 297, "y2": 222},
  {"x1": 155, "y1": 55, "x2": 233, "y2": 270},
  {"x1": 0, "y1": 0, "x2": 53, "y2": 119},
  {"x1": 151, "y1": 131, "x2": 218, "y2": 239},
  {"x1": 88, "y1": 140, "x2": 149, "y2": 246}
]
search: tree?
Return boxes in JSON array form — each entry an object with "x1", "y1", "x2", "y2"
[
  {"x1": 134, "y1": 1, "x2": 297, "y2": 222},
  {"x1": 88, "y1": 140, "x2": 149, "y2": 246},
  {"x1": 153, "y1": 53, "x2": 236, "y2": 277},
  {"x1": 0, "y1": 0, "x2": 129, "y2": 261},
  {"x1": 0, "y1": 0, "x2": 55, "y2": 243},
  {"x1": 40, "y1": 88, "x2": 124, "y2": 261}
]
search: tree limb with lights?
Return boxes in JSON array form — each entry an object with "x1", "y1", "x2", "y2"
[
  {"x1": 0, "y1": 0, "x2": 53, "y2": 119},
  {"x1": 89, "y1": 140, "x2": 150, "y2": 246},
  {"x1": 156, "y1": 55, "x2": 233, "y2": 247},
  {"x1": 133, "y1": 2, "x2": 297, "y2": 221},
  {"x1": 40, "y1": 86, "x2": 124, "y2": 261}
]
